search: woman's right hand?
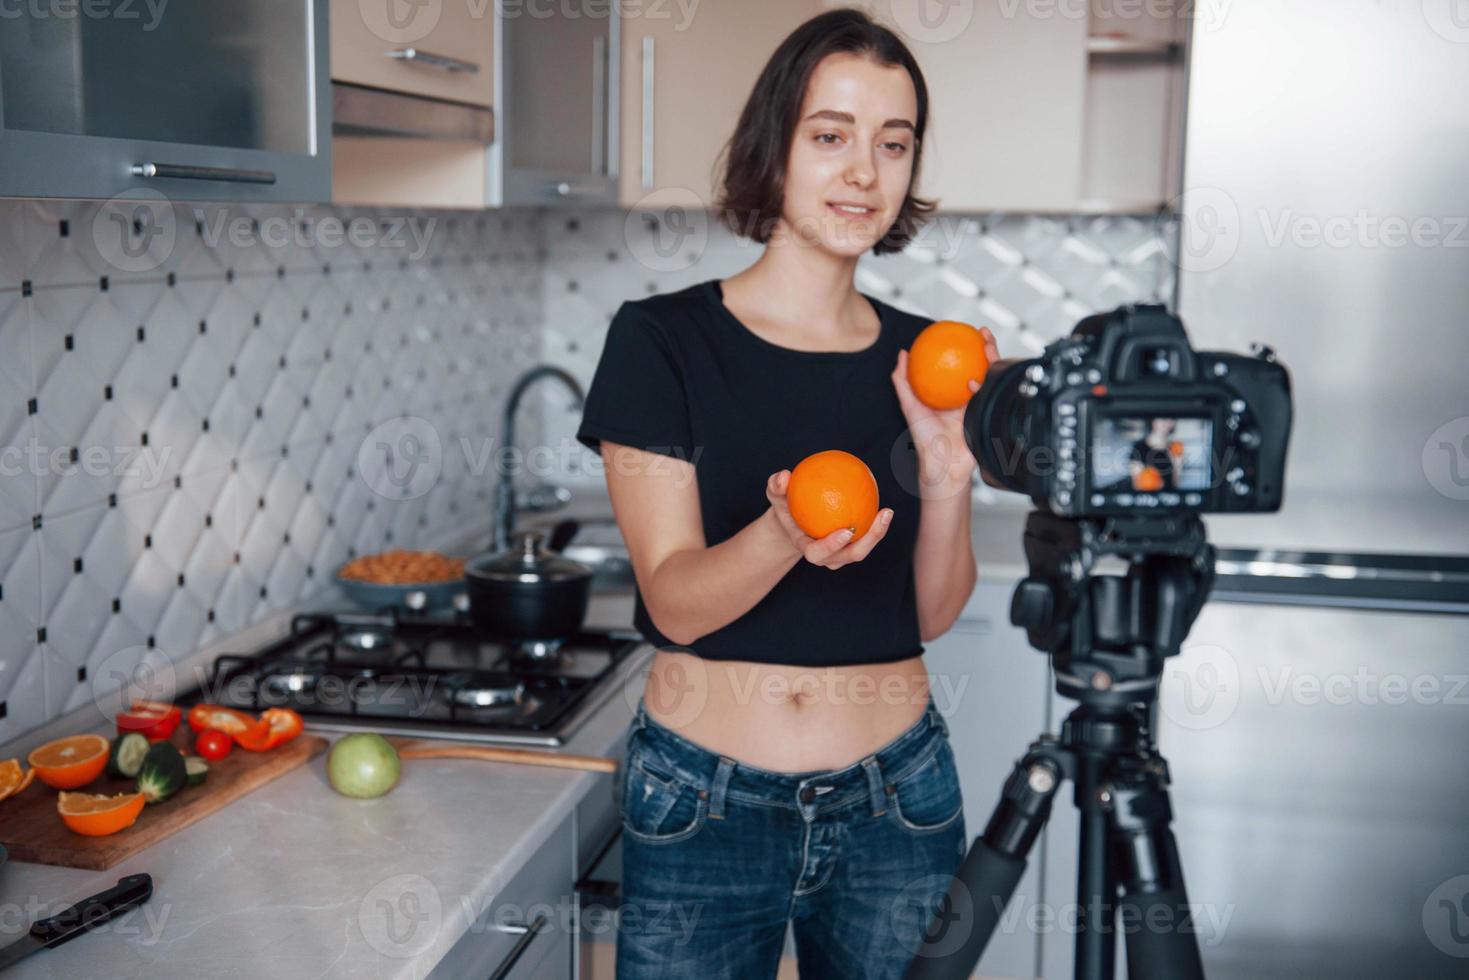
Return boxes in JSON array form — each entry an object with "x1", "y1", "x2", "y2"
[{"x1": 765, "y1": 469, "x2": 894, "y2": 570}]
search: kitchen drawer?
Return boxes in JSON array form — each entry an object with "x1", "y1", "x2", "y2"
[
  {"x1": 574, "y1": 735, "x2": 626, "y2": 879},
  {"x1": 429, "y1": 811, "x2": 575, "y2": 980},
  {"x1": 331, "y1": 0, "x2": 493, "y2": 107}
]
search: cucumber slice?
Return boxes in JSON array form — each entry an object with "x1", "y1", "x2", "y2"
[
  {"x1": 184, "y1": 755, "x2": 209, "y2": 787},
  {"x1": 108, "y1": 732, "x2": 151, "y2": 779}
]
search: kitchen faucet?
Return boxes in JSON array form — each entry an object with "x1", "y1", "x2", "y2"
[{"x1": 494, "y1": 364, "x2": 586, "y2": 553}]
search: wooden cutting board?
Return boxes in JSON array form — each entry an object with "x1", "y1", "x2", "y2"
[{"x1": 0, "y1": 729, "x2": 328, "y2": 870}]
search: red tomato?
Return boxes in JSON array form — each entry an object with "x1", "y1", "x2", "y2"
[{"x1": 195, "y1": 729, "x2": 233, "y2": 761}]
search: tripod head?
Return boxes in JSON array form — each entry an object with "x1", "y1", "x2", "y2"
[{"x1": 1009, "y1": 510, "x2": 1216, "y2": 709}]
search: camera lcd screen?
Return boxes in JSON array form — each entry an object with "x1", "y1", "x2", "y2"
[{"x1": 1088, "y1": 416, "x2": 1213, "y2": 504}]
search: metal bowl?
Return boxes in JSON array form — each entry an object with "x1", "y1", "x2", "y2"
[
  {"x1": 334, "y1": 571, "x2": 465, "y2": 612},
  {"x1": 559, "y1": 544, "x2": 635, "y2": 590}
]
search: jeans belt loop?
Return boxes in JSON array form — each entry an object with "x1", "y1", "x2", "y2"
[
  {"x1": 930, "y1": 701, "x2": 949, "y2": 738},
  {"x1": 861, "y1": 755, "x2": 888, "y2": 817},
  {"x1": 707, "y1": 756, "x2": 736, "y2": 820}
]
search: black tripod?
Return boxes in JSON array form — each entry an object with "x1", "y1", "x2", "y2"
[{"x1": 905, "y1": 511, "x2": 1215, "y2": 980}]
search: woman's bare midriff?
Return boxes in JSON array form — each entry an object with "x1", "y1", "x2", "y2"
[{"x1": 638, "y1": 648, "x2": 933, "y2": 773}]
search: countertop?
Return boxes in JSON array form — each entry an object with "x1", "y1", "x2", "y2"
[{"x1": 0, "y1": 594, "x2": 649, "y2": 980}]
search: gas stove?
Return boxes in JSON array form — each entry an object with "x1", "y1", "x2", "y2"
[{"x1": 176, "y1": 610, "x2": 648, "y2": 746}]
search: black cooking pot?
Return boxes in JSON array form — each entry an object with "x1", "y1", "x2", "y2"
[{"x1": 464, "y1": 529, "x2": 593, "y2": 640}]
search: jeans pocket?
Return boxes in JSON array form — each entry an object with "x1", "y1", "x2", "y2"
[
  {"x1": 621, "y1": 741, "x2": 709, "y2": 845},
  {"x1": 887, "y1": 736, "x2": 964, "y2": 834}
]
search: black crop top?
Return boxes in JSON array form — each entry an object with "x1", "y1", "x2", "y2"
[{"x1": 574, "y1": 279, "x2": 932, "y2": 668}]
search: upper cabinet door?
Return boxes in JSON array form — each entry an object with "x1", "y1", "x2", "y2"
[
  {"x1": 886, "y1": 0, "x2": 1089, "y2": 212},
  {"x1": 0, "y1": 0, "x2": 331, "y2": 202},
  {"x1": 493, "y1": 3, "x2": 618, "y2": 206},
  {"x1": 331, "y1": 0, "x2": 494, "y2": 107},
  {"x1": 618, "y1": 1, "x2": 825, "y2": 207}
]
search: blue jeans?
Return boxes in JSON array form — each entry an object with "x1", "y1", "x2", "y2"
[{"x1": 616, "y1": 694, "x2": 968, "y2": 979}]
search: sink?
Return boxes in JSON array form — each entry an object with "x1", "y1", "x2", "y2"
[
  {"x1": 521, "y1": 515, "x2": 634, "y2": 589},
  {"x1": 562, "y1": 543, "x2": 635, "y2": 590}
]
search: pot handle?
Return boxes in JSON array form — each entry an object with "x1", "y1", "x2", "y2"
[{"x1": 548, "y1": 520, "x2": 580, "y2": 553}]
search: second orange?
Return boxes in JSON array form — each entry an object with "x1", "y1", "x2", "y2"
[{"x1": 907, "y1": 320, "x2": 991, "y2": 410}]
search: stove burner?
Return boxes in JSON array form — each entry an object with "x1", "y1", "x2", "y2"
[
  {"x1": 512, "y1": 637, "x2": 565, "y2": 661},
  {"x1": 339, "y1": 627, "x2": 394, "y2": 652},
  {"x1": 448, "y1": 676, "x2": 527, "y2": 709},
  {"x1": 260, "y1": 666, "x2": 325, "y2": 698}
]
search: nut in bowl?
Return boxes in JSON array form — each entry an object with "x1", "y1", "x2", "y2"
[{"x1": 335, "y1": 549, "x2": 468, "y2": 612}]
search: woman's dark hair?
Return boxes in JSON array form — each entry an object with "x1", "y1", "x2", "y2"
[{"x1": 713, "y1": 8, "x2": 936, "y2": 256}]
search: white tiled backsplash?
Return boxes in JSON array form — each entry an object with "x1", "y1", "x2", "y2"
[
  {"x1": 0, "y1": 200, "x2": 545, "y2": 745},
  {"x1": 0, "y1": 200, "x2": 1176, "y2": 745}
]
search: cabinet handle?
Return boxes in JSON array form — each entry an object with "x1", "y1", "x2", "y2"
[
  {"x1": 546, "y1": 181, "x2": 609, "y2": 198},
  {"x1": 640, "y1": 36, "x2": 655, "y2": 190},
  {"x1": 130, "y1": 163, "x2": 276, "y2": 185},
  {"x1": 387, "y1": 47, "x2": 480, "y2": 74},
  {"x1": 592, "y1": 36, "x2": 607, "y2": 176},
  {"x1": 487, "y1": 911, "x2": 549, "y2": 980}
]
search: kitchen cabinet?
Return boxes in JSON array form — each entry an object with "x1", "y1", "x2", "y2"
[
  {"x1": 879, "y1": 0, "x2": 1187, "y2": 212},
  {"x1": 1079, "y1": 6, "x2": 1188, "y2": 211},
  {"x1": 617, "y1": 0, "x2": 827, "y2": 207},
  {"x1": 921, "y1": 580, "x2": 1054, "y2": 978},
  {"x1": 884, "y1": 0, "x2": 1090, "y2": 213},
  {"x1": 328, "y1": 0, "x2": 495, "y2": 208},
  {"x1": 490, "y1": 2, "x2": 619, "y2": 206},
  {"x1": 332, "y1": 135, "x2": 489, "y2": 208},
  {"x1": 0, "y1": 1, "x2": 331, "y2": 202},
  {"x1": 429, "y1": 809, "x2": 578, "y2": 979},
  {"x1": 330, "y1": 0, "x2": 493, "y2": 107}
]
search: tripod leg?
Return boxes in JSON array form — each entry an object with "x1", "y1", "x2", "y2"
[
  {"x1": 1110, "y1": 758, "x2": 1205, "y2": 980},
  {"x1": 1076, "y1": 752, "x2": 1118, "y2": 980},
  {"x1": 904, "y1": 748, "x2": 1064, "y2": 980}
]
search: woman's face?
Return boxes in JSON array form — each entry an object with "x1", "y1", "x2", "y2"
[{"x1": 780, "y1": 52, "x2": 919, "y2": 258}]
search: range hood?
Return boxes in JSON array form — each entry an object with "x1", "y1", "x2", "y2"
[{"x1": 331, "y1": 81, "x2": 494, "y2": 143}]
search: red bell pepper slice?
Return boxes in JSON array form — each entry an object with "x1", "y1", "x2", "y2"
[
  {"x1": 117, "y1": 701, "x2": 182, "y2": 742},
  {"x1": 188, "y1": 704, "x2": 266, "y2": 739},
  {"x1": 255, "y1": 708, "x2": 304, "y2": 750},
  {"x1": 187, "y1": 704, "x2": 303, "y2": 751}
]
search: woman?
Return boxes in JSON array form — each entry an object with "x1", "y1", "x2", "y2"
[{"x1": 574, "y1": 9, "x2": 1001, "y2": 978}]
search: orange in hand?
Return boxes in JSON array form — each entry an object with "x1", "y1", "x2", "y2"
[
  {"x1": 786, "y1": 450, "x2": 880, "y2": 540},
  {"x1": 1135, "y1": 466, "x2": 1164, "y2": 492},
  {"x1": 907, "y1": 321, "x2": 991, "y2": 410}
]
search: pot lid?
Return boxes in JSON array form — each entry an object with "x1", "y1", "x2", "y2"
[{"x1": 467, "y1": 529, "x2": 593, "y2": 583}]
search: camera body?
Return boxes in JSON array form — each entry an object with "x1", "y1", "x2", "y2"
[{"x1": 967, "y1": 304, "x2": 1291, "y2": 518}]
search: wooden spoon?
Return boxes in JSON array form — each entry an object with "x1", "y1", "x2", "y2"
[{"x1": 395, "y1": 741, "x2": 617, "y2": 773}]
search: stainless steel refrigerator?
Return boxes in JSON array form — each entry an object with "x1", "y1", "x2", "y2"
[{"x1": 1032, "y1": 2, "x2": 1469, "y2": 977}]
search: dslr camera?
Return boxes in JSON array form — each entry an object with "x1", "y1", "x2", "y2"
[{"x1": 966, "y1": 304, "x2": 1292, "y2": 518}]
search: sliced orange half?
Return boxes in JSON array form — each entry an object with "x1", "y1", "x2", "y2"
[
  {"x1": 0, "y1": 759, "x2": 27, "y2": 800},
  {"x1": 28, "y1": 734, "x2": 111, "y2": 789},
  {"x1": 57, "y1": 791, "x2": 147, "y2": 836},
  {"x1": 0, "y1": 762, "x2": 35, "y2": 802}
]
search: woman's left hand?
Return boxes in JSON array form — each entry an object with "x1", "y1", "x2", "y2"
[{"x1": 891, "y1": 326, "x2": 1002, "y2": 493}]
